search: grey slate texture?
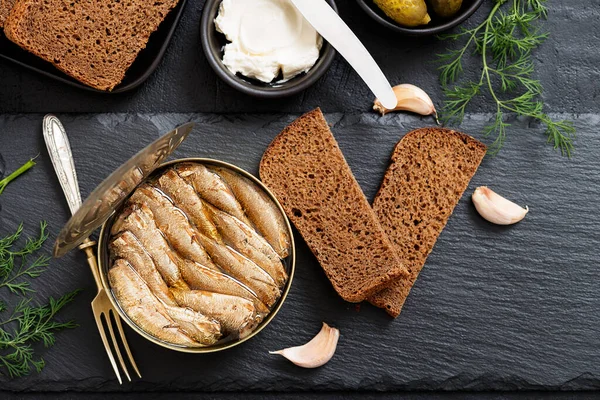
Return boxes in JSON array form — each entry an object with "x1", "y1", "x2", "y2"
[
  {"x1": 0, "y1": 112, "x2": 598, "y2": 393},
  {"x1": 0, "y1": 0, "x2": 599, "y2": 395}
]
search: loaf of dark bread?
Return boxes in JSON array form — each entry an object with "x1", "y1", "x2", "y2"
[
  {"x1": 0, "y1": 0, "x2": 15, "y2": 27},
  {"x1": 260, "y1": 108, "x2": 408, "y2": 303},
  {"x1": 4, "y1": 0, "x2": 179, "y2": 90},
  {"x1": 368, "y1": 127, "x2": 486, "y2": 317}
]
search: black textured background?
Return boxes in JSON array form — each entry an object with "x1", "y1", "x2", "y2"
[
  {"x1": 0, "y1": 0, "x2": 599, "y2": 398},
  {"x1": 1, "y1": 0, "x2": 598, "y2": 115}
]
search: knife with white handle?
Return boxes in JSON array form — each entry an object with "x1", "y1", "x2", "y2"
[{"x1": 291, "y1": 0, "x2": 397, "y2": 110}]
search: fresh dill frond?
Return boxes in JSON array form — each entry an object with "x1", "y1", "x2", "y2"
[
  {"x1": 441, "y1": 82, "x2": 482, "y2": 124},
  {"x1": 0, "y1": 222, "x2": 50, "y2": 295},
  {"x1": 483, "y1": 109, "x2": 511, "y2": 150},
  {"x1": 0, "y1": 223, "x2": 79, "y2": 378},
  {"x1": 437, "y1": 0, "x2": 575, "y2": 156},
  {"x1": 0, "y1": 290, "x2": 80, "y2": 378},
  {"x1": 0, "y1": 158, "x2": 37, "y2": 196}
]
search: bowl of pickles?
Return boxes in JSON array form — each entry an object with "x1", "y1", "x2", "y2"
[{"x1": 355, "y1": 0, "x2": 484, "y2": 36}]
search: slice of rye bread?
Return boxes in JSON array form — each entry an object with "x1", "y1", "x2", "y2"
[
  {"x1": 368, "y1": 127, "x2": 487, "y2": 317},
  {"x1": 0, "y1": 0, "x2": 16, "y2": 27},
  {"x1": 259, "y1": 108, "x2": 408, "y2": 303},
  {"x1": 3, "y1": 0, "x2": 180, "y2": 91}
]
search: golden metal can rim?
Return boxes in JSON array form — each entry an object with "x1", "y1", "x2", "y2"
[{"x1": 97, "y1": 157, "x2": 296, "y2": 353}]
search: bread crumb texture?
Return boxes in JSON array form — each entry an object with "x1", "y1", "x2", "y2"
[
  {"x1": 260, "y1": 108, "x2": 407, "y2": 303},
  {"x1": 0, "y1": 0, "x2": 16, "y2": 27},
  {"x1": 368, "y1": 127, "x2": 486, "y2": 317},
  {"x1": 4, "y1": 0, "x2": 180, "y2": 90}
]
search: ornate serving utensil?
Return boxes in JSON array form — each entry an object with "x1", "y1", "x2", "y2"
[{"x1": 43, "y1": 114, "x2": 141, "y2": 384}]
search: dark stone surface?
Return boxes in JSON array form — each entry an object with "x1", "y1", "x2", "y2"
[
  {"x1": 7, "y1": 392, "x2": 600, "y2": 400},
  {"x1": 0, "y1": 0, "x2": 598, "y2": 395},
  {"x1": 0, "y1": 0, "x2": 599, "y2": 114},
  {"x1": 0, "y1": 112, "x2": 598, "y2": 394}
]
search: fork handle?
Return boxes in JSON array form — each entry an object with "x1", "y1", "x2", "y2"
[
  {"x1": 79, "y1": 239, "x2": 103, "y2": 290},
  {"x1": 43, "y1": 114, "x2": 83, "y2": 215}
]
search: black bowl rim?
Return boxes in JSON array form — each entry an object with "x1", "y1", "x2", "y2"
[
  {"x1": 355, "y1": 0, "x2": 484, "y2": 36},
  {"x1": 200, "y1": 0, "x2": 338, "y2": 98}
]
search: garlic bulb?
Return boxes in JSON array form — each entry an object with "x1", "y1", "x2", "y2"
[
  {"x1": 472, "y1": 186, "x2": 528, "y2": 225},
  {"x1": 374, "y1": 84, "x2": 438, "y2": 122},
  {"x1": 269, "y1": 322, "x2": 339, "y2": 368}
]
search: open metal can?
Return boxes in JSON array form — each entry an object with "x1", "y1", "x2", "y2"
[{"x1": 55, "y1": 124, "x2": 295, "y2": 353}]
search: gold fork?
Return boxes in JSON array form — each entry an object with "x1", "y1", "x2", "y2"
[{"x1": 43, "y1": 114, "x2": 141, "y2": 383}]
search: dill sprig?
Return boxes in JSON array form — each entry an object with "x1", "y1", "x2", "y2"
[
  {"x1": 437, "y1": 0, "x2": 575, "y2": 156},
  {"x1": 0, "y1": 291, "x2": 80, "y2": 378},
  {"x1": 0, "y1": 222, "x2": 50, "y2": 296},
  {"x1": 0, "y1": 223, "x2": 79, "y2": 378},
  {"x1": 0, "y1": 158, "x2": 37, "y2": 196}
]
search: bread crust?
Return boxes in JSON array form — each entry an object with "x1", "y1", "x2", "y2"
[
  {"x1": 4, "y1": 0, "x2": 179, "y2": 90},
  {"x1": 368, "y1": 127, "x2": 487, "y2": 317},
  {"x1": 260, "y1": 108, "x2": 408, "y2": 303}
]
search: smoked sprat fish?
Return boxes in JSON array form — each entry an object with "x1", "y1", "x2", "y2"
[
  {"x1": 212, "y1": 167, "x2": 291, "y2": 258},
  {"x1": 206, "y1": 204, "x2": 288, "y2": 287},
  {"x1": 176, "y1": 163, "x2": 252, "y2": 226},
  {"x1": 110, "y1": 231, "x2": 177, "y2": 306},
  {"x1": 163, "y1": 304, "x2": 223, "y2": 345},
  {"x1": 172, "y1": 288, "x2": 257, "y2": 339},
  {"x1": 195, "y1": 232, "x2": 280, "y2": 308},
  {"x1": 178, "y1": 256, "x2": 270, "y2": 314},
  {"x1": 157, "y1": 169, "x2": 221, "y2": 241},
  {"x1": 109, "y1": 260, "x2": 218, "y2": 347},
  {"x1": 129, "y1": 185, "x2": 218, "y2": 270},
  {"x1": 111, "y1": 205, "x2": 189, "y2": 290}
]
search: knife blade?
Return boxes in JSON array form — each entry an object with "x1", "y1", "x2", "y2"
[{"x1": 291, "y1": 0, "x2": 397, "y2": 110}]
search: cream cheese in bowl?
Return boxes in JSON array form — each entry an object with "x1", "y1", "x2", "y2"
[{"x1": 215, "y1": 0, "x2": 323, "y2": 83}]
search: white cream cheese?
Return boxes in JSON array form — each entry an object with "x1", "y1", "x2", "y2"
[{"x1": 215, "y1": 0, "x2": 323, "y2": 83}]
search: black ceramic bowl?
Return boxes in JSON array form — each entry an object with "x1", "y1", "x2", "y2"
[
  {"x1": 200, "y1": 0, "x2": 337, "y2": 98},
  {"x1": 355, "y1": 0, "x2": 484, "y2": 36}
]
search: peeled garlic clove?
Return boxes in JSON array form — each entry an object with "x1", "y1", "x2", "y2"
[
  {"x1": 373, "y1": 84, "x2": 437, "y2": 120},
  {"x1": 472, "y1": 186, "x2": 528, "y2": 225},
  {"x1": 269, "y1": 322, "x2": 339, "y2": 368}
]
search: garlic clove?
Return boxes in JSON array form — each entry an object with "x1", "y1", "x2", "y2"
[
  {"x1": 269, "y1": 322, "x2": 339, "y2": 368},
  {"x1": 374, "y1": 84, "x2": 437, "y2": 122},
  {"x1": 472, "y1": 186, "x2": 529, "y2": 225}
]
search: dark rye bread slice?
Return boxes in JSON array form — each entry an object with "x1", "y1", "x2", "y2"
[
  {"x1": 4, "y1": 0, "x2": 179, "y2": 91},
  {"x1": 368, "y1": 127, "x2": 486, "y2": 317},
  {"x1": 0, "y1": 0, "x2": 16, "y2": 27},
  {"x1": 259, "y1": 108, "x2": 408, "y2": 303}
]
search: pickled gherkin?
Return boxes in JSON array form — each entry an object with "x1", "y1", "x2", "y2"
[
  {"x1": 430, "y1": 0, "x2": 463, "y2": 18},
  {"x1": 373, "y1": 0, "x2": 431, "y2": 27}
]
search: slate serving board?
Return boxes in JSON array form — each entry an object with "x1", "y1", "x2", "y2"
[
  {"x1": 0, "y1": 0, "x2": 599, "y2": 397},
  {"x1": 0, "y1": 112, "x2": 598, "y2": 395}
]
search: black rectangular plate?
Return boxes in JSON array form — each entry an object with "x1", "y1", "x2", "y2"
[{"x1": 0, "y1": 0, "x2": 187, "y2": 94}]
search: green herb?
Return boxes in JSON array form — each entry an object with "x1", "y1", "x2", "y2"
[
  {"x1": 0, "y1": 222, "x2": 49, "y2": 296},
  {"x1": 0, "y1": 223, "x2": 79, "y2": 378},
  {"x1": 0, "y1": 158, "x2": 37, "y2": 196},
  {"x1": 437, "y1": 0, "x2": 575, "y2": 156}
]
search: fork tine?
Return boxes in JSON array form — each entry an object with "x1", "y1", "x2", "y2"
[
  {"x1": 94, "y1": 311, "x2": 122, "y2": 384},
  {"x1": 105, "y1": 310, "x2": 131, "y2": 382},
  {"x1": 112, "y1": 309, "x2": 142, "y2": 378}
]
